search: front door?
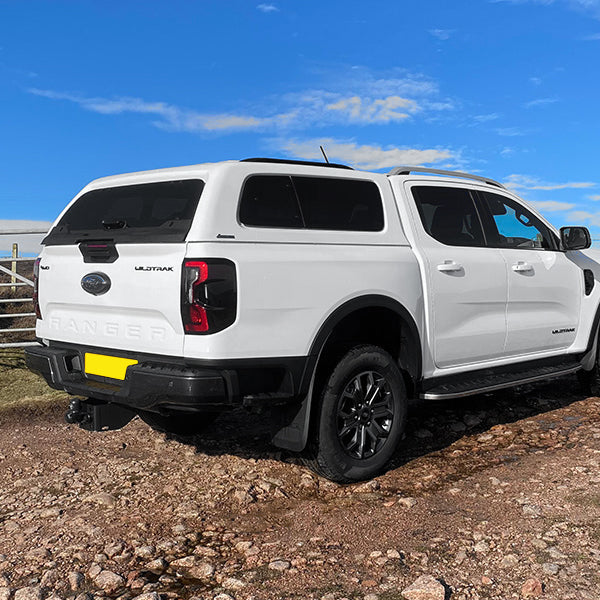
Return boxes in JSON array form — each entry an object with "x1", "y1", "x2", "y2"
[{"x1": 478, "y1": 191, "x2": 582, "y2": 356}]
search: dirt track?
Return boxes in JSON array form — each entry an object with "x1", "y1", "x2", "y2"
[{"x1": 1, "y1": 371, "x2": 600, "y2": 600}]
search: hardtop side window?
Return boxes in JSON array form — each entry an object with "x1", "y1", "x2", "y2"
[
  {"x1": 479, "y1": 191, "x2": 559, "y2": 251},
  {"x1": 43, "y1": 179, "x2": 204, "y2": 245},
  {"x1": 411, "y1": 185, "x2": 485, "y2": 247},
  {"x1": 292, "y1": 176, "x2": 384, "y2": 231},
  {"x1": 239, "y1": 174, "x2": 384, "y2": 232},
  {"x1": 239, "y1": 175, "x2": 304, "y2": 228}
]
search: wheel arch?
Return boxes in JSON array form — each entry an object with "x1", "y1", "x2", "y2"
[{"x1": 270, "y1": 295, "x2": 422, "y2": 452}]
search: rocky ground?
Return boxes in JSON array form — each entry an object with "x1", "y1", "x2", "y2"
[{"x1": 1, "y1": 363, "x2": 600, "y2": 600}]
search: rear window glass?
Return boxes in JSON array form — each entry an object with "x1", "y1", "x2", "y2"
[
  {"x1": 43, "y1": 179, "x2": 204, "y2": 245},
  {"x1": 239, "y1": 175, "x2": 384, "y2": 232}
]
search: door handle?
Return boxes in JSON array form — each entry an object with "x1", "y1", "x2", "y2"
[
  {"x1": 512, "y1": 261, "x2": 533, "y2": 273},
  {"x1": 437, "y1": 260, "x2": 463, "y2": 273}
]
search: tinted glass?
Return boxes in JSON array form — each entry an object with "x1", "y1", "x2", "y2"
[
  {"x1": 293, "y1": 176, "x2": 384, "y2": 231},
  {"x1": 240, "y1": 175, "x2": 384, "y2": 232},
  {"x1": 412, "y1": 186, "x2": 485, "y2": 246},
  {"x1": 239, "y1": 175, "x2": 303, "y2": 228},
  {"x1": 44, "y1": 180, "x2": 204, "y2": 245},
  {"x1": 480, "y1": 191, "x2": 558, "y2": 250}
]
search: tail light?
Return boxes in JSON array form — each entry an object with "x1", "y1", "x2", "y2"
[
  {"x1": 33, "y1": 258, "x2": 42, "y2": 319},
  {"x1": 181, "y1": 259, "x2": 237, "y2": 334}
]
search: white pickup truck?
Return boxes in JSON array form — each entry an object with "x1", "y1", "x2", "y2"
[{"x1": 25, "y1": 159, "x2": 599, "y2": 482}]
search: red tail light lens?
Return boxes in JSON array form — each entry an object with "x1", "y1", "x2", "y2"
[
  {"x1": 181, "y1": 259, "x2": 237, "y2": 335},
  {"x1": 33, "y1": 258, "x2": 42, "y2": 319}
]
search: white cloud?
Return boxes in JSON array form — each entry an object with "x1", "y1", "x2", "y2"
[
  {"x1": 525, "y1": 97, "x2": 559, "y2": 108},
  {"x1": 567, "y1": 210, "x2": 600, "y2": 227},
  {"x1": 473, "y1": 113, "x2": 500, "y2": 123},
  {"x1": 0, "y1": 220, "x2": 52, "y2": 256},
  {"x1": 429, "y1": 29, "x2": 455, "y2": 40},
  {"x1": 257, "y1": 3, "x2": 279, "y2": 12},
  {"x1": 326, "y1": 96, "x2": 419, "y2": 123},
  {"x1": 29, "y1": 88, "x2": 282, "y2": 133},
  {"x1": 495, "y1": 127, "x2": 527, "y2": 137},
  {"x1": 30, "y1": 70, "x2": 453, "y2": 134},
  {"x1": 492, "y1": 0, "x2": 600, "y2": 18},
  {"x1": 504, "y1": 174, "x2": 596, "y2": 190},
  {"x1": 278, "y1": 138, "x2": 456, "y2": 170},
  {"x1": 588, "y1": 194, "x2": 600, "y2": 200},
  {"x1": 529, "y1": 200, "x2": 576, "y2": 211}
]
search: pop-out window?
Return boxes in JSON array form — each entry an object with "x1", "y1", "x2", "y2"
[
  {"x1": 44, "y1": 179, "x2": 204, "y2": 245},
  {"x1": 239, "y1": 175, "x2": 384, "y2": 232}
]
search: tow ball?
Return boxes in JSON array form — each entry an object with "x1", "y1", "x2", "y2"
[{"x1": 65, "y1": 398, "x2": 91, "y2": 425}]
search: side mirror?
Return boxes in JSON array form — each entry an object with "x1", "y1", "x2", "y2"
[{"x1": 560, "y1": 226, "x2": 592, "y2": 251}]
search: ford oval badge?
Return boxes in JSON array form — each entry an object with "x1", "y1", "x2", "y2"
[{"x1": 81, "y1": 272, "x2": 111, "y2": 296}]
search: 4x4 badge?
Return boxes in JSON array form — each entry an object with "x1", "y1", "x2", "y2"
[{"x1": 81, "y1": 272, "x2": 111, "y2": 296}]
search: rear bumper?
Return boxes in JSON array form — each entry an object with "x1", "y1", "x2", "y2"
[
  {"x1": 24, "y1": 343, "x2": 308, "y2": 414},
  {"x1": 26, "y1": 345, "x2": 231, "y2": 412}
]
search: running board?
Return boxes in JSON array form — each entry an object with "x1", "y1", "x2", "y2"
[{"x1": 420, "y1": 358, "x2": 582, "y2": 400}]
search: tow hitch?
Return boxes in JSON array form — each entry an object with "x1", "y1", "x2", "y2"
[{"x1": 65, "y1": 398, "x2": 135, "y2": 431}]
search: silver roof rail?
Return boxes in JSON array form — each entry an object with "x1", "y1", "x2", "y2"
[{"x1": 387, "y1": 166, "x2": 505, "y2": 189}]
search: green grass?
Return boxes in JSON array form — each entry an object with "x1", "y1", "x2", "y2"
[{"x1": 0, "y1": 349, "x2": 66, "y2": 419}]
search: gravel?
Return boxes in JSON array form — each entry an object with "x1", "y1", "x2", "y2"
[{"x1": 1, "y1": 374, "x2": 600, "y2": 599}]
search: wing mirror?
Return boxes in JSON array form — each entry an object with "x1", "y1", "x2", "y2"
[{"x1": 560, "y1": 226, "x2": 592, "y2": 251}]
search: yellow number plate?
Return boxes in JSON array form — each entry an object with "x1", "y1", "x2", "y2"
[{"x1": 84, "y1": 353, "x2": 138, "y2": 381}]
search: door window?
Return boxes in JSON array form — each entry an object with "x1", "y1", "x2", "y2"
[{"x1": 411, "y1": 186, "x2": 485, "y2": 247}]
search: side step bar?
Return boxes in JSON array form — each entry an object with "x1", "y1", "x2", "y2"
[{"x1": 421, "y1": 358, "x2": 582, "y2": 400}]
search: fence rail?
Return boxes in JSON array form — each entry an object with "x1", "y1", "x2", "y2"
[{"x1": 0, "y1": 229, "x2": 46, "y2": 348}]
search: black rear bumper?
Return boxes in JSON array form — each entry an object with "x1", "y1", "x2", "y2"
[
  {"x1": 25, "y1": 345, "x2": 232, "y2": 412},
  {"x1": 24, "y1": 343, "x2": 309, "y2": 415}
]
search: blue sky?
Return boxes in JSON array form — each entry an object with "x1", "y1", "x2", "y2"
[{"x1": 1, "y1": 0, "x2": 600, "y2": 251}]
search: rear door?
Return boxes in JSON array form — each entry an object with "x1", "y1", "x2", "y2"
[{"x1": 36, "y1": 179, "x2": 204, "y2": 356}]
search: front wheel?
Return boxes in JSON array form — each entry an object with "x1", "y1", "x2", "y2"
[{"x1": 310, "y1": 345, "x2": 407, "y2": 483}]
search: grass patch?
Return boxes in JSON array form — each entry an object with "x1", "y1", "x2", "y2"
[{"x1": 0, "y1": 348, "x2": 66, "y2": 420}]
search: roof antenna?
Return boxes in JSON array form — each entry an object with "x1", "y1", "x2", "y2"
[{"x1": 320, "y1": 145, "x2": 330, "y2": 164}]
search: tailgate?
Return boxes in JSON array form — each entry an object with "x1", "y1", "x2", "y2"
[{"x1": 36, "y1": 243, "x2": 186, "y2": 356}]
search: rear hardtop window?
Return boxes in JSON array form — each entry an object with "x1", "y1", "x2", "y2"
[{"x1": 43, "y1": 179, "x2": 204, "y2": 245}]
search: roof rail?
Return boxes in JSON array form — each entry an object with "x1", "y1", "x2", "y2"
[
  {"x1": 387, "y1": 166, "x2": 505, "y2": 189},
  {"x1": 242, "y1": 157, "x2": 353, "y2": 170}
]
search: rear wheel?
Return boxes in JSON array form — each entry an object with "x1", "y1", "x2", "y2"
[
  {"x1": 310, "y1": 345, "x2": 407, "y2": 483},
  {"x1": 139, "y1": 410, "x2": 218, "y2": 435}
]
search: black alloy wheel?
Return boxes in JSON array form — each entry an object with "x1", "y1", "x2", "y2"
[
  {"x1": 336, "y1": 369, "x2": 395, "y2": 460},
  {"x1": 311, "y1": 344, "x2": 407, "y2": 483}
]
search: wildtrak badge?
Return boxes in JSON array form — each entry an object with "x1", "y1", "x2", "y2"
[
  {"x1": 135, "y1": 266, "x2": 174, "y2": 272},
  {"x1": 552, "y1": 327, "x2": 575, "y2": 335}
]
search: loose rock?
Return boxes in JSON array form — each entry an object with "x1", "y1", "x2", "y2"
[{"x1": 401, "y1": 575, "x2": 446, "y2": 600}]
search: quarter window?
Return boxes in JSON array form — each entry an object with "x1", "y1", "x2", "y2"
[{"x1": 239, "y1": 175, "x2": 384, "y2": 231}]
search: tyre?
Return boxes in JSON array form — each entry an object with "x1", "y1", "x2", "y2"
[
  {"x1": 139, "y1": 410, "x2": 218, "y2": 435},
  {"x1": 578, "y1": 328, "x2": 600, "y2": 395},
  {"x1": 310, "y1": 345, "x2": 407, "y2": 483}
]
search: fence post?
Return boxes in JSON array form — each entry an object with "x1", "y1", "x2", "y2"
[{"x1": 11, "y1": 243, "x2": 18, "y2": 293}]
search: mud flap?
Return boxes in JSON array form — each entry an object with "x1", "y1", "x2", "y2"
[{"x1": 270, "y1": 395, "x2": 311, "y2": 452}]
